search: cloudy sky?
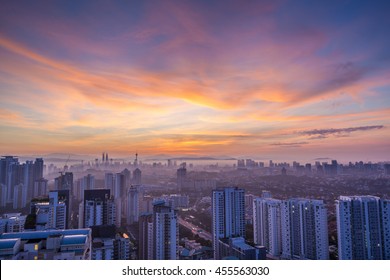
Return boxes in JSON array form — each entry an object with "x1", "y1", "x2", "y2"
[{"x1": 0, "y1": 0, "x2": 389, "y2": 162}]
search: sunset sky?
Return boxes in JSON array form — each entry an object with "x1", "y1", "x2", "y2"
[{"x1": 0, "y1": 0, "x2": 389, "y2": 162}]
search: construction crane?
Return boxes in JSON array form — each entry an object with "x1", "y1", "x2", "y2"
[{"x1": 59, "y1": 154, "x2": 71, "y2": 176}]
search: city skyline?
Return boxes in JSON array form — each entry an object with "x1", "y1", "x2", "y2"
[{"x1": 1, "y1": 0, "x2": 389, "y2": 161}]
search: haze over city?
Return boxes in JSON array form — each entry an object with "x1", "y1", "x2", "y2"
[
  {"x1": 1, "y1": 1, "x2": 390, "y2": 264},
  {"x1": 0, "y1": 0, "x2": 389, "y2": 161}
]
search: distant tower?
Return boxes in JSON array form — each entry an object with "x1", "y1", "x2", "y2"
[
  {"x1": 127, "y1": 186, "x2": 139, "y2": 224},
  {"x1": 30, "y1": 191, "x2": 67, "y2": 230},
  {"x1": 102, "y1": 153, "x2": 105, "y2": 163},
  {"x1": 139, "y1": 213, "x2": 153, "y2": 260},
  {"x1": 105, "y1": 153, "x2": 108, "y2": 163},
  {"x1": 176, "y1": 166, "x2": 187, "y2": 191},
  {"x1": 133, "y1": 168, "x2": 142, "y2": 185},
  {"x1": 134, "y1": 152, "x2": 138, "y2": 167}
]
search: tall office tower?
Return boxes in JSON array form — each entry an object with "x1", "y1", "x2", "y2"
[
  {"x1": 281, "y1": 199, "x2": 328, "y2": 260},
  {"x1": 336, "y1": 196, "x2": 390, "y2": 260},
  {"x1": 104, "y1": 173, "x2": 115, "y2": 194},
  {"x1": 82, "y1": 189, "x2": 116, "y2": 228},
  {"x1": 30, "y1": 191, "x2": 67, "y2": 230},
  {"x1": 253, "y1": 198, "x2": 282, "y2": 257},
  {"x1": 0, "y1": 156, "x2": 19, "y2": 202},
  {"x1": 133, "y1": 168, "x2": 142, "y2": 185},
  {"x1": 212, "y1": 187, "x2": 245, "y2": 260},
  {"x1": 138, "y1": 213, "x2": 153, "y2": 260},
  {"x1": 153, "y1": 201, "x2": 178, "y2": 260},
  {"x1": 13, "y1": 183, "x2": 27, "y2": 209},
  {"x1": 176, "y1": 166, "x2": 186, "y2": 191},
  {"x1": 33, "y1": 178, "x2": 48, "y2": 198},
  {"x1": 126, "y1": 185, "x2": 139, "y2": 224},
  {"x1": 1, "y1": 184, "x2": 7, "y2": 207},
  {"x1": 54, "y1": 172, "x2": 73, "y2": 195}
]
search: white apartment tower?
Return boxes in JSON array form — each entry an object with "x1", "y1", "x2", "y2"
[
  {"x1": 212, "y1": 187, "x2": 245, "y2": 260},
  {"x1": 30, "y1": 191, "x2": 67, "y2": 230},
  {"x1": 281, "y1": 199, "x2": 328, "y2": 260},
  {"x1": 153, "y1": 202, "x2": 178, "y2": 260},
  {"x1": 336, "y1": 196, "x2": 390, "y2": 260},
  {"x1": 253, "y1": 198, "x2": 282, "y2": 257}
]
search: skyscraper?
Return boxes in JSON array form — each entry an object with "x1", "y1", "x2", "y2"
[
  {"x1": 30, "y1": 191, "x2": 67, "y2": 230},
  {"x1": 114, "y1": 173, "x2": 125, "y2": 199},
  {"x1": 176, "y1": 166, "x2": 187, "y2": 191},
  {"x1": 104, "y1": 173, "x2": 115, "y2": 194},
  {"x1": 336, "y1": 195, "x2": 390, "y2": 260},
  {"x1": 54, "y1": 172, "x2": 73, "y2": 195},
  {"x1": 281, "y1": 199, "x2": 328, "y2": 260},
  {"x1": 138, "y1": 213, "x2": 153, "y2": 260},
  {"x1": 33, "y1": 178, "x2": 48, "y2": 198},
  {"x1": 13, "y1": 183, "x2": 27, "y2": 209},
  {"x1": 133, "y1": 168, "x2": 142, "y2": 185},
  {"x1": 0, "y1": 156, "x2": 20, "y2": 202},
  {"x1": 81, "y1": 189, "x2": 116, "y2": 228},
  {"x1": 212, "y1": 187, "x2": 245, "y2": 260},
  {"x1": 126, "y1": 185, "x2": 139, "y2": 224},
  {"x1": 153, "y1": 201, "x2": 178, "y2": 260},
  {"x1": 253, "y1": 198, "x2": 282, "y2": 257}
]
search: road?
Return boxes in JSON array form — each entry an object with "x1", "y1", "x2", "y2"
[{"x1": 178, "y1": 217, "x2": 212, "y2": 241}]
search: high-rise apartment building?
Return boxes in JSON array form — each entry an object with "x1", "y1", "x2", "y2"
[
  {"x1": 126, "y1": 185, "x2": 139, "y2": 224},
  {"x1": 0, "y1": 156, "x2": 20, "y2": 202},
  {"x1": 281, "y1": 199, "x2": 328, "y2": 260},
  {"x1": 104, "y1": 173, "x2": 115, "y2": 194},
  {"x1": 336, "y1": 195, "x2": 390, "y2": 260},
  {"x1": 54, "y1": 172, "x2": 73, "y2": 196},
  {"x1": 33, "y1": 178, "x2": 48, "y2": 198},
  {"x1": 13, "y1": 183, "x2": 27, "y2": 209},
  {"x1": 80, "y1": 189, "x2": 116, "y2": 228},
  {"x1": 176, "y1": 166, "x2": 186, "y2": 191},
  {"x1": 133, "y1": 168, "x2": 142, "y2": 185},
  {"x1": 153, "y1": 201, "x2": 178, "y2": 260},
  {"x1": 253, "y1": 198, "x2": 282, "y2": 257},
  {"x1": 138, "y1": 213, "x2": 153, "y2": 260},
  {"x1": 212, "y1": 187, "x2": 245, "y2": 260},
  {"x1": 30, "y1": 191, "x2": 67, "y2": 230}
]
